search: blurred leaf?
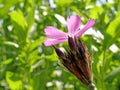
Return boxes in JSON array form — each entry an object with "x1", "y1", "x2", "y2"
[
  {"x1": 45, "y1": 52, "x2": 58, "y2": 61},
  {"x1": 112, "y1": 52, "x2": 120, "y2": 60},
  {"x1": 106, "y1": 15, "x2": 120, "y2": 37},
  {"x1": 26, "y1": 6, "x2": 35, "y2": 30},
  {"x1": 9, "y1": 10, "x2": 27, "y2": 30},
  {"x1": 105, "y1": 67, "x2": 120, "y2": 80},
  {"x1": 104, "y1": 14, "x2": 109, "y2": 24},
  {"x1": 103, "y1": 14, "x2": 120, "y2": 50},
  {"x1": 3, "y1": 41, "x2": 19, "y2": 48},
  {"x1": 29, "y1": 38, "x2": 44, "y2": 52},
  {"x1": 6, "y1": 71, "x2": 23, "y2": 90},
  {"x1": 89, "y1": 6, "x2": 103, "y2": 19},
  {"x1": 3, "y1": 59, "x2": 12, "y2": 65},
  {"x1": 0, "y1": 0, "x2": 19, "y2": 18},
  {"x1": 9, "y1": 10, "x2": 28, "y2": 44},
  {"x1": 55, "y1": 0, "x2": 74, "y2": 6},
  {"x1": 29, "y1": 50, "x2": 41, "y2": 65},
  {"x1": 32, "y1": 60, "x2": 54, "y2": 90}
]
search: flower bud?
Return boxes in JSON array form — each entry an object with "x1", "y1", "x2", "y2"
[
  {"x1": 54, "y1": 38, "x2": 93, "y2": 87},
  {"x1": 53, "y1": 46, "x2": 65, "y2": 58}
]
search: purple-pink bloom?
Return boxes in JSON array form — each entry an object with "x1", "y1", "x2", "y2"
[{"x1": 44, "y1": 15, "x2": 95, "y2": 46}]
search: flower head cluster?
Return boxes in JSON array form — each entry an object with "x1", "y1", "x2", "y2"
[
  {"x1": 44, "y1": 15, "x2": 95, "y2": 89},
  {"x1": 54, "y1": 37, "x2": 94, "y2": 88}
]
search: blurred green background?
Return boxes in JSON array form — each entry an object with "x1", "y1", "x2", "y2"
[{"x1": 0, "y1": 0, "x2": 120, "y2": 90}]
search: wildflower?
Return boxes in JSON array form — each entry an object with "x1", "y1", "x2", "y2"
[
  {"x1": 44, "y1": 15, "x2": 95, "y2": 46},
  {"x1": 44, "y1": 15, "x2": 95, "y2": 89}
]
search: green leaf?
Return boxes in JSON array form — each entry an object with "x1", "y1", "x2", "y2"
[
  {"x1": 104, "y1": 14, "x2": 109, "y2": 24},
  {"x1": 45, "y1": 52, "x2": 58, "y2": 61},
  {"x1": 6, "y1": 71, "x2": 23, "y2": 90},
  {"x1": 29, "y1": 50, "x2": 41, "y2": 65},
  {"x1": 105, "y1": 67, "x2": 120, "y2": 80},
  {"x1": 103, "y1": 15, "x2": 120, "y2": 49},
  {"x1": 9, "y1": 10, "x2": 28, "y2": 44},
  {"x1": 89, "y1": 6, "x2": 103, "y2": 19},
  {"x1": 0, "y1": 0, "x2": 19, "y2": 18},
  {"x1": 26, "y1": 6, "x2": 35, "y2": 30},
  {"x1": 29, "y1": 38, "x2": 44, "y2": 52},
  {"x1": 106, "y1": 16, "x2": 120, "y2": 37},
  {"x1": 3, "y1": 41, "x2": 19, "y2": 48},
  {"x1": 55, "y1": 0, "x2": 74, "y2": 6},
  {"x1": 3, "y1": 59, "x2": 12, "y2": 65},
  {"x1": 9, "y1": 10, "x2": 27, "y2": 30}
]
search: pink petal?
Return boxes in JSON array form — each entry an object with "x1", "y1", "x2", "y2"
[
  {"x1": 67, "y1": 15, "x2": 81, "y2": 35},
  {"x1": 45, "y1": 26, "x2": 68, "y2": 39},
  {"x1": 44, "y1": 38, "x2": 67, "y2": 46},
  {"x1": 75, "y1": 19, "x2": 95, "y2": 37}
]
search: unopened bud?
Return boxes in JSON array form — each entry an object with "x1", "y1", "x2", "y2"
[
  {"x1": 53, "y1": 38, "x2": 93, "y2": 89},
  {"x1": 53, "y1": 46, "x2": 65, "y2": 58},
  {"x1": 68, "y1": 36, "x2": 77, "y2": 51}
]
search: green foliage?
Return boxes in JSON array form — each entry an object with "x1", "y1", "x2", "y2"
[{"x1": 0, "y1": 0, "x2": 120, "y2": 90}]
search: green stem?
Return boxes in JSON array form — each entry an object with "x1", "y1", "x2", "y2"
[
  {"x1": 101, "y1": 51, "x2": 106, "y2": 90},
  {"x1": 88, "y1": 83, "x2": 97, "y2": 90}
]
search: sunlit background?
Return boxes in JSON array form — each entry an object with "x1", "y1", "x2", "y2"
[{"x1": 0, "y1": 0, "x2": 120, "y2": 90}]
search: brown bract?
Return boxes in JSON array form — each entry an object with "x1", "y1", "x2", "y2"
[{"x1": 54, "y1": 37, "x2": 94, "y2": 89}]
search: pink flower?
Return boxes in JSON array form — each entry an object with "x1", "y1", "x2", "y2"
[{"x1": 44, "y1": 15, "x2": 95, "y2": 46}]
